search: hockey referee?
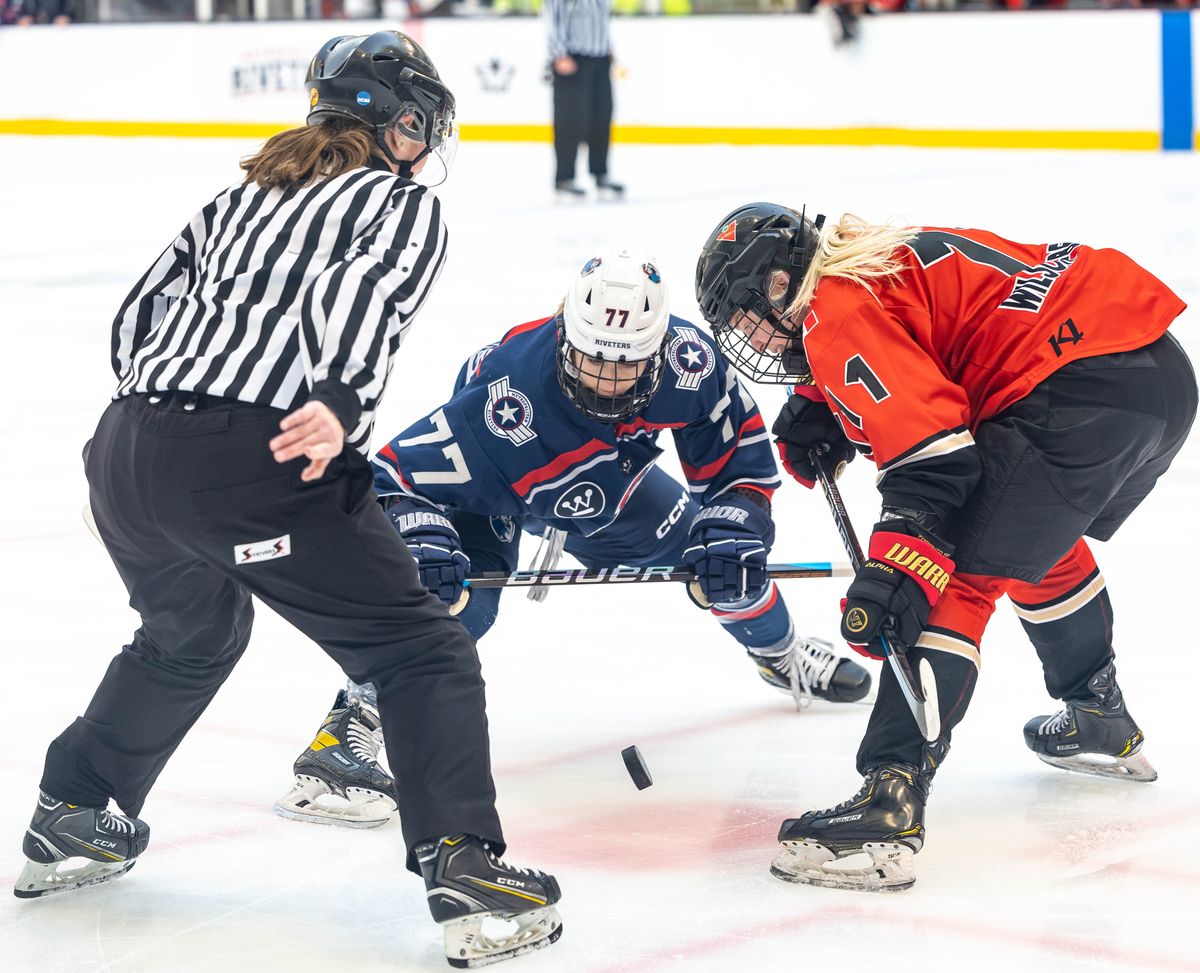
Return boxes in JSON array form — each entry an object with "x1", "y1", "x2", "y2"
[
  {"x1": 545, "y1": 0, "x2": 624, "y2": 199},
  {"x1": 14, "y1": 30, "x2": 563, "y2": 968}
]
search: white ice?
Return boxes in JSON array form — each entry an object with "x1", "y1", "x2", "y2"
[{"x1": 1, "y1": 137, "x2": 1198, "y2": 973}]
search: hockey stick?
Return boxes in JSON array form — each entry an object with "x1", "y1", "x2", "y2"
[
  {"x1": 464, "y1": 561, "x2": 852, "y2": 590},
  {"x1": 809, "y1": 449, "x2": 941, "y2": 742}
]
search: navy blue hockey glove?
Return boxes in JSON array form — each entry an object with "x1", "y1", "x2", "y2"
[
  {"x1": 840, "y1": 517, "x2": 955, "y2": 660},
  {"x1": 682, "y1": 490, "x2": 776, "y2": 606},
  {"x1": 771, "y1": 388, "x2": 856, "y2": 490},
  {"x1": 384, "y1": 497, "x2": 469, "y2": 608}
]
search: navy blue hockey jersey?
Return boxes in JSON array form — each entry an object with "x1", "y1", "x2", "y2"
[{"x1": 372, "y1": 315, "x2": 780, "y2": 537}]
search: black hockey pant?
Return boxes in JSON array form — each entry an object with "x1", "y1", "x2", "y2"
[
  {"x1": 553, "y1": 53, "x2": 613, "y2": 184},
  {"x1": 857, "y1": 330, "x2": 1197, "y2": 775},
  {"x1": 41, "y1": 393, "x2": 503, "y2": 872}
]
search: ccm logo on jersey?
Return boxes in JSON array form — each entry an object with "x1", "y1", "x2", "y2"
[
  {"x1": 234, "y1": 534, "x2": 291, "y2": 565},
  {"x1": 655, "y1": 489, "x2": 690, "y2": 539}
]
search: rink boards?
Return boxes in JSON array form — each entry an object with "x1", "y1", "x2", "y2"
[{"x1": 0, "y1": 10, "x2": 1196, "y2": 151}]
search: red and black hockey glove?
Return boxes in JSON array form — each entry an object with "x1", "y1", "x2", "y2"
[
  {"x1": 840, "y1": 518, "x2": 955, "y2": 660},
  {"x1": 771, "y1": 387, "x2": 856, "y2": 489}
]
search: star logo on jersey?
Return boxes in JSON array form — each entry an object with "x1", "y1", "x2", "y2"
[
  {"x1": 716, "y1": 221, "x2": 737, "y2": 243},
  {"x1": 668, "y1": 328, "x2": 714, "y2": 391},
  {"x1": 554, "y1": 482, "x2": 606, "y2": 519},
  {"x1": 485, "y1": 377, "x2": 536, "y2": 446}
]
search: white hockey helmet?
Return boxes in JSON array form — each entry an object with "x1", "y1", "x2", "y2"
[{"x1": 556, "y1": 249, "x2": 671, "y2": 423}]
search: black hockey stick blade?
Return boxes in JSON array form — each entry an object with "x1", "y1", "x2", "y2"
[{"x1": 809, "y1": 448, "x2": 940, "y2": 742}]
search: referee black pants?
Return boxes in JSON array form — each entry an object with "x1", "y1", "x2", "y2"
[
  {"x1": 41, "y1": 394, "x2": 503, "y2": 871},
  {"x1": 553, "y1": 53, "x2": 613, "y2": 184}
]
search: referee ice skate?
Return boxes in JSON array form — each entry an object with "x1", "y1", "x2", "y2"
[{"x1": 14, "y1": 30, "x2": 562, "y2": 969}]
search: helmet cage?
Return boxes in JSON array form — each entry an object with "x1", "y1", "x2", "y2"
[
  {"x1": 555, "y1": 318, "x2": 671, "y2": 423},
  {"x1": 710, "y1": 313, "x2": 813, "y2": 387},
  {"x1": 696, "y1": 204, "x2": 823, "y2": 385}
]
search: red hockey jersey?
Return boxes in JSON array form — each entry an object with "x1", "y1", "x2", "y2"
[{"x1": 802, "y1": 227, "x2": 1186, "y2": 474}]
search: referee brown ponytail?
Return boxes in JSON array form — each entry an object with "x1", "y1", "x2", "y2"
[{"x1": 241, "y1": 117, "x2": 379, "y2": 191}]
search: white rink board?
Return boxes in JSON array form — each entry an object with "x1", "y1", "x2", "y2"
[{"x1": 0, "y1": 12, "x2": 1169, "y2": 135}]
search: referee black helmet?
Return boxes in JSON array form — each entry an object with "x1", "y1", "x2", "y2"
[{"x1": 306, "y1": 31, "x2": 456, "y2": 170}]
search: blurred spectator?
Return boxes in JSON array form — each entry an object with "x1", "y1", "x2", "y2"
[
  {"x1": 820, "y1": 0, "x2": 866, "y2": 45},
  {"x1": 545, "y1": 0, "x2": 624, "y2": 200},
  {"x1": 8, "y1": 0, "x2": 75, "y2": 23}
]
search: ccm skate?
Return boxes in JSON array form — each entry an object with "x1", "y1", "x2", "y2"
[
  {"x1": 417, "y1": 834, "x2": 562, "y2": 968},
  {"x1": 14, "y1": 790, "x2": 149, "y2": 898}
]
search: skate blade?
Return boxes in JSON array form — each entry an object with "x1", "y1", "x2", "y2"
[
  {"x1": 272, "y1": 778, "x2": 396, "y2": 829},
  {"x1": 1036, "y1": 749, "x2": 1158, "y2": 783},
  {"x1": 771, "y1": 840, "x2": 915, "y2": 892},
  {"x1": 14, "y1": 857, "x2": 136, "y2": 899},
  {"x1": 444, "y1": 906, "x2": 563, "y2": 968}
]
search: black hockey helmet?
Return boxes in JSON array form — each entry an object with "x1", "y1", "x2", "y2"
[
  {"x1": 306, "y1": 31, "x2": 456, "y2": 177},
  {"x1": 695, "y1": 202, "x2": 824, "y2": 385}
]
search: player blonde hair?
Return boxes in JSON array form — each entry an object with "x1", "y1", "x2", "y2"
[
  {"x1": 785, "y1": 215, "x2": 918, "y2": 316},
  {"x1": 240, "y1": 117, "x2": 379, "y2": 191}
]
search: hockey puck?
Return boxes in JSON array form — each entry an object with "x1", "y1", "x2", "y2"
[{"x1": 621, "y1": 745, "x2": 653, "y2": 790}]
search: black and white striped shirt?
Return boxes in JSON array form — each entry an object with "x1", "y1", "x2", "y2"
[
  {"x1": 112, "y1": 164, "x2": 447, "y2": 453},
  {"x1": 544, "y1": 0, "x2": 611, "y2": 60}
]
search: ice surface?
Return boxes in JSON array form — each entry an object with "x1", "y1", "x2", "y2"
[{"x1": 1, "y1": 137, "x2": 1197, "y2": 972}]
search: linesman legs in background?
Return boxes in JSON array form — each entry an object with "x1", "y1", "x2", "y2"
[{"x1": 552, "y1": 53, "x2": 624, "y2": 201}]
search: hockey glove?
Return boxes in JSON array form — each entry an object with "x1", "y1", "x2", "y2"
[
  {"x1": 384, "y1": 497, "x2": 470, "y2": 608},
  {"x1": 682, "y1": 491, "x2": 776, "y2": 606},
  {"x1": 771, "y1": 388, "x2": 857, "y2": 490},
  {"x1": 840, "y1": 518, "x2": 955, "y2": 660}
]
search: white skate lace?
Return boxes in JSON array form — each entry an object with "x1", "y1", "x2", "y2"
[
  {"x1": 98, "y1": 810, "x2": 133, "y2": 835},
  {"x1": 1041, "y1": 707, "x2": 1074, "y2": 735},
  {"x1": 812, "y1": 778, "x2": 872, "y2": 818},
  {"x1": 793, "y1": 637, "x2": 838, "y2": 692},
  {"x1": 345, "y1": 710, "x2": 383, "y2": 764}
]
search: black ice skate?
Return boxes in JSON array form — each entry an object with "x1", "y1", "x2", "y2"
[
  {"x1": 595, "y1": 176, "x2": 625, "y2": 201},
  {"x1": 554, "y1": 180, "x2": 586, "y2": 201},
  {"x1": 417, "y1": 834, "x2": 563, "y2": 968},
  {"x1": 1024, "y1": 661, "x2": 1156, "y2": 782},
  {"x1": 772, "y1": 763, "x2": 927, "y2": 891},
  {"x1": 749, "y1": 635, "x2": 872, "y2": 710},
  {"x1": 14, "y1": 790, "x2": 149, "y2": 898},
  {"x1": 273, "y1": 690, "x2": 398, "y2": 828}
]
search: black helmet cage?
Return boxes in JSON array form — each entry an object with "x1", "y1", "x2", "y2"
[
  {"x1": 306, "y1": 32, "x2": 455, "y2": 174},
  {"x1": 695, "y1": 203, "x2": 824, "y2": 385},
  {"x1": 554, "y1": 316, "x2": 670, "y2": 424}
]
